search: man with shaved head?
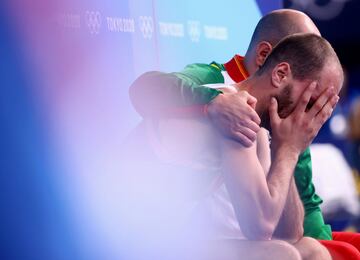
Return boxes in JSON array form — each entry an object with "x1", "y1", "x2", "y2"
[
  {"x1": 128, "y1": 9, "x2": 360, "y2": 259},
  {"x1": 243, "y1": 9, "x2": 321, "y2": 76}
]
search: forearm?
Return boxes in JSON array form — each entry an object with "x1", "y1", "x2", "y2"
[
  {"x1": 265, "y1": 147, "x2": 300, "y2": 224},
  {"x1": 129, "y1": 71, "x2": 221, "y2": 118},
  {"x1": 222, "y1": 141, "x2": 299, "y2": 240},
  {"x1": 273, "y1": 177, "x2": 305, "y2": 242}
]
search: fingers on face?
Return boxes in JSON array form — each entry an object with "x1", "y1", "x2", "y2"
[
  {"x1": 307, "y1": 86, "x2": 335, "y2": 118},
  {"x1": 294, "y1": 81, "x2": 317, "y2": 115},
  {"x1": 314, "y1": 94, "x2": 339, "y2": 125},
  {"x1": 330, "y1": 95, "x2": 340, "y2": 109}
]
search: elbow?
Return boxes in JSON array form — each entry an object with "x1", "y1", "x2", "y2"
[
  {"x1": 129, "y1": 71, "x2": 175, "y2": 118},
  {"x1": 129, "y1": 74, "x2": 148, "y2": 117},
  {"x1": 273, "y1": 222, "x2": 304, "y2": 242},
  {"x1": 291, "y1": 225, "x2": 304, "y2": 242},
  {"x1": 242, "y1": 219, "x2": 276, "y2": 241},
  {"x1": 129, "y1": 71, "x2": 160, "y2": 117}
]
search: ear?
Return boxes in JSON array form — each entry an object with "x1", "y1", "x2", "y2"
[
  {"x1": 271, "y1": 62, "x2": 291, "y2": 88},
  {"x1": 255, "y1": 41, "x2": 272, "y2": 67}
]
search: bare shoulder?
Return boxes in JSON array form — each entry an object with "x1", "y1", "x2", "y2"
[{"x1": 217, "y1": 85, "x2": 238, "y2": 94}]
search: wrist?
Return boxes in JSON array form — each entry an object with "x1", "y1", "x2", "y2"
[{"x1": 273, "y1": 144, "x2": 300, "y2": 163}]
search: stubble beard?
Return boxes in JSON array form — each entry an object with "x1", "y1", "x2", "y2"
[{"x1": 260, "y1": 84, "x2": 294, "y2": 132}]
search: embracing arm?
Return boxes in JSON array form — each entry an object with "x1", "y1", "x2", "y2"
[{"x1": 129, "y1": 64, "x2": 261, "y2": 146}]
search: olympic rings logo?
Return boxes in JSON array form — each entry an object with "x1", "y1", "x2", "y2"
[
  {"x1": 187, "y1": 20, "x2": 201, "y2": 42},
  {"x1": 139, "y1": 16, "x2": 154, "y2": 39},
  {"x1": 85, "y1": 11, "x2": 102, "y2": 34}
]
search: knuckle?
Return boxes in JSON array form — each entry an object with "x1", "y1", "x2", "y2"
[
  {"x1": 319, "y1": 113, "x2": 328, "y2": 123},
  {"x1": 302, "y1": 95, "x2": 310, "y2": 103},
  {"x1": 314, "y1": 102, "x2": 323, "y2": 111},
  {"x1": 330, "y1": 99, "x2": 338, "y2": 107},
  {"x1": 323, "y1": 109, "x2": 332, "y2": 120},
  {"x1": 239, "y1": 91, "x2": 247, "y2": 98},
  {"x1": 300, "y1": 99, "x2": 308, "y2": 106}
]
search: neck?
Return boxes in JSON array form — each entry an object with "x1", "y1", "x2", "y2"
[{"x1": 243, "y1": 52, "x2": 257, "y2": 75}]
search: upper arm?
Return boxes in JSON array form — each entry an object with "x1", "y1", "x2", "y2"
[
  {"x1": 221, "y1": 139, "x2": 273, "y2": 238},
  {"x1": 179, "y1": 63, "x2": 224, "y2": 85},
  {"x1": 221, "y1": 138, "x2": 269, "y2": 196}
]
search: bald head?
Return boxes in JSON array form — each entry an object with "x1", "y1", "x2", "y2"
[
  {"x1": 243, "y1": 9, "x2": 321, "y2": 75},
  {"x1": 247, "y1": 9, "x2": 320, "y2": 53}
]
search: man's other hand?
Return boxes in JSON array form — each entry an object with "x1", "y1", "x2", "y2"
[
  {"x1": 269, "y1": 82, "x2": 339, "y2": 155},
  {"x1": 207, "y1": 89, "x2": 261, "y2": 147}
]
